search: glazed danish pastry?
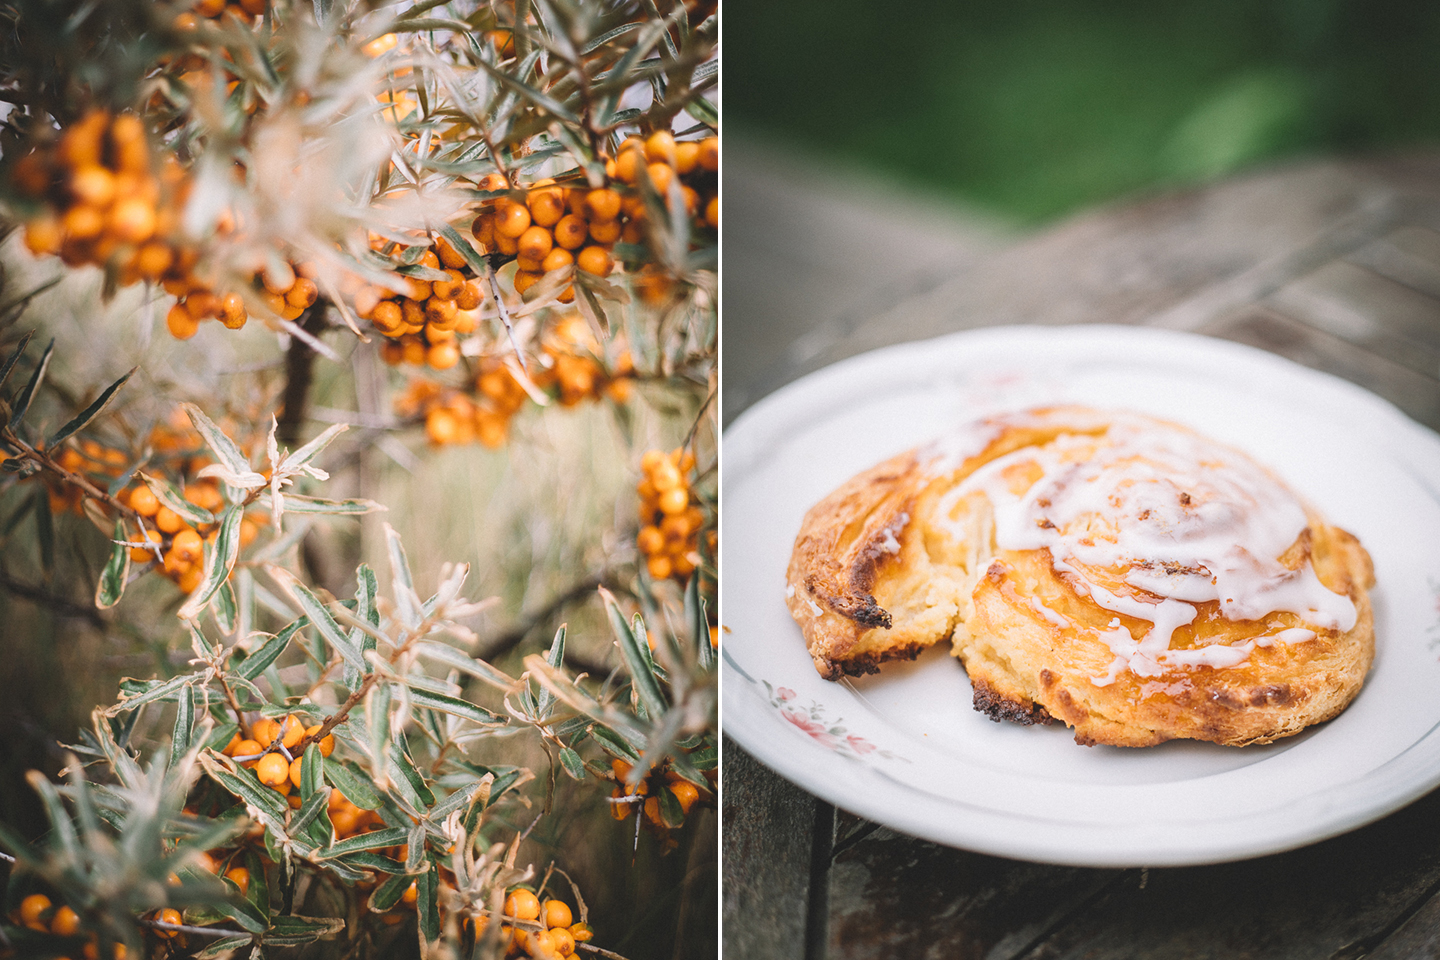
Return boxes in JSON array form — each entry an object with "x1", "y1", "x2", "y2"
[{"x1": 785, "y1": 407, "x2": 1375, "y2": 747}]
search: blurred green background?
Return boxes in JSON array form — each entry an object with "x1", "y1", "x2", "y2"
[{"x1": 729, "y1": 0, "x2": 1440, "y2": 224}]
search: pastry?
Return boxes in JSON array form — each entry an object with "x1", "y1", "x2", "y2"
[{"x1": 785, "y1": 407, "x2": 1375, "y2": 747}]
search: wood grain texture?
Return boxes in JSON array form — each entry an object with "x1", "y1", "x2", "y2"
[{"x1": 722, "y1": 742, "x2": 821, "y2": 959}]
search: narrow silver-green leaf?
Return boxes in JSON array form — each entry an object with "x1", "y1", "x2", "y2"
[
  {"x1": 658, "y1": 781, "x2": 685, "y2": 828},
  {"x1": 277, "y1": 422, "x2": 347, "y2": 476},
  {"x1": 211, "y1": 579, "x2": 237, "y2": 634},
  {"x1": 96, "y1": 519, "x2": 130, "y2": 609},
  {"x1": 324, "y1": 759, "x2": 382, "y2": 809},
  {"x1": 366, "y1": 684, "x2": 392, "y2": 771},
  {"x1": 263, "y1": 915, "x2": 346, "y2": 945},
  {"x1": 688, "y1": 574, "x2": 715, "y2": 671},
  {"x1": 414, "y1": 640, "x2": 514, "y2": 690},
  {"x1": 279, "y1": 495, "x2": 385, "y2": 515},
  {"x1": 300, "y1": 742, "x2": 324, "y2": 800},
  {"x1": 602, "y1": 589, "x2": 667, "y2": 719},
  {"x1": 268, "y1": 566, "x2": 365, "y2": 674},
  {"x1": 404, "y1": 821, "x2": 425, "y2": 874},
  {"x1": 7, "y1": 337, "x2": 53, "y2": 429},
  {"x1": 288, "y1": 788, "x2": 329, "y2": 840},
  {"x1": 110, "y1": 674, "x2": 194, "y2": 714},
  {"x1": 383, "y1": 524, "x2": 419, "y2": 627},
  {"x1": 177, "y1": 505, "x2": 243, "y2": 620},
  {"x1": 0, "y1": 330, "x2": 34, "y2": 394},
  {"x1": 436, "y1": 223, "x2": 489, "y2": 276},
  {"x1": 417, "y1": 859, "x2": 440, "y2": 943},
  {"x1": 319, "y1": 826, "x2": 409, "y2": 858},
  {"x1": 558, "y1": 746, "x2": 585, "y2": 781},
  {"x1": 236, "y1": 620, "x2": 305, "y2": 681},
  {"x1": 180, "y1": 402, "x2": 255, "y2": 478},
  {"x1": 170, "y1": 683, "x2": 195, "y2": 769},
  {"x1": 48, "y1": 367, "x2": 135, "y2": 447},
  {"x1": 535, "y1": 624, "x2": 565, "y2": 718},
  {"x1": 368, "y1": 873, "x2": 412, "y2": 913},
  {"x1": 407, "y1": 687, "x2": 506, "y2": 727}
]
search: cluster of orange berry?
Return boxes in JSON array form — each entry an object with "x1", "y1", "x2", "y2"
[
  {"x1": 179, "y1": 0, "x2": 267, "y2": 26},
  {"x1": 393, "y1": 313, "x2": 636, "y2": 448},
  {"x1": 635, "y1": 448, "x2": 703, "y2": 581},
  {"x1": 608, "y1": 759, "x2": 705, "y2": 833},
  {"x1": 485, "y1": 889, "x2": 592, "y2": 959},
  {"x1": 358, "y1": 239, "x2": 486, "y2": 371},
  {"x1": 9, "y1": 893, "x2": 126, "y2": 958},
  {"x1": 120, "y1": 477, "x2": 264, "y2": 594},
  {"x1": 13, "y1": 109, "x2": 177, "y2": 275},
  {"x1": 44, "y1": 440, "x2": 129, "y2": 516},
  {"x1": 220, "y1": 713, "x2": 337, "y2": 809}
]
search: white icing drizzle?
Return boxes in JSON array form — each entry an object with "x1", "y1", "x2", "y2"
[
  {"x1": 875, "y1": 512, "x2": 907, "y2": 555},
  {"x1": 939, "y1": 411, "x2": 1356, "y2": 684},
  {"x1": 785, "y1": 583, "x2": 796, "y2": 599}
]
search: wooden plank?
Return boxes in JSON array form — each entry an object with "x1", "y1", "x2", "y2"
[
  {"x1": 1197, "y1": 306, "x2": 1440, "y2": 432},
  {"x1": 722, "y1": 742, "x2": 821, "y2": 959},
  {"x1": 1265, "y1": 260, "x2": 1440, "y2": 381},
  {"x1": 824, "y1": 818, "x2": 1122, "y2": 960},
  {"x1": 1012, "y1": 786, "x2": 1440, "y2": 960},
  {"x1": 1346, "y1": 225, "x2": 1440, "y2": 301}
]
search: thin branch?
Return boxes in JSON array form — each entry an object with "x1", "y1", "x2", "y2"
[{"x1": 0, "y1": 566, "x2": 107, "y2": 627}]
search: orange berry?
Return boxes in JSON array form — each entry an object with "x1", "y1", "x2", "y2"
[
  {"x1": 129, "y1": 527, "x2": 161, "y2": 563},
  {"x1": 455, "y1": 281, "x2": 482, "y2": 310},
  {"x1": 637, "y1": 526, "x2": 664, "y2": 555},
  {"x1": 166, "y1": 302, "x2": 198, "y2": 339},
  {"x1": 614, "y1": 149, "x2": 642, "y2": 184},
  {"x1": 431, "y1": 268, "x2": 465, "y2": 301},
  {"x1": 171, "y1": 528, "x2": 203, "y2": 564},
  {"x1": 542, "y1": 899, "x2": 572, "y2": 930},
  {"x1": 527, "y1": 189, "x2": 566, "y2": 227},
  {"x1": 70, "y1": 165, "x2": 116, "y2": 207},
  {"x1": 646, "y1": 162, "x2": 676, "y2": 195},
  {"x1": 425, "y1": 296, "x2": 458, "y2": 326},
  {"x1": 513, "y1": 270, "x2": 542, "y2": 295},
  {"x1": 251, "y1": 717, "x2": 280, "y2": 747},
  {"x1": 553, "y1": 215, "x2": 588, "y2": 250},
  {"x1": 51, "y1": 905, "x2": 80, "y2": 936},
  {"x1": 675, "y1": 140, "x2": 701, "y2": 174},
  {"x1": 588, "y1": 218, "x2": 621, "y2": 245},
  {"x1": 225, "y1": 866, "x2": 250, "y2": 896},
  {"x1": 155, "y1": 506, "x2": 184, "y2": 534},
  {"x1": 495, "y1": 201, "x2": 532, "y2": 239},
  {"x1": 670, "y1": 780, "x2": 700, "y2": 814},
  {"x1": 699, "y1": 137, "x2": 718, "y2": 171},
  {"x1": 576, "y1": 245, "x2": 613, "y2": 277},
  {"x1": 644, "y1": 130, "x2": 677, "y2": 166},
  {"x1": 279, "y1": 714, "x2": 304, "y2": 749},
  {"x1": 550, "y1": 927, "x2": 576, "y2": 956},
  {"x1": 303, "y1": 723, "x2": 335, "y2": 756},
  {"x1": 155, "y1": 907, "x2": 182, "y2": 937},
  {"x1": 435, "y1": 236, "x2": 467, "y2": 268},
  {"x1": 541, "y1": 248, "x2": 574, "y2": 273},
  {"x1": 128, "y1": 484, "x2": 160, "y2": 517},
  {"x1": 371, "y1": 300, "x2": 403, "y2": 335},
  {"x1": 285, "y1": 278, "x2": 318, "y2": 309},
  {"x1": 659, "y1": 487, "x2": 689, "y2": 515},
  {"x1": 231, "y1": 739, "x2": 263, "y2": 765},
  {"x1": 705, "y1": 196, "x2": 719, "y2": 229},
  {"x1": 517, "y1": 225, "x2": 553, "y2": 261},
  {"x1": 402, "y1": 881, "x2": 418, "y2": 904},
  {"x1": 18, "y1": 894, "x2": 51, "y2": 928},
  {"x1": 256, "y1": 752, "x2": 289, "y2": 788},
  {"x1": 585, "y1": 188, "x2": 622, "y2": 222},
  {"x1": 570, "y1": 922, "x2": 593, "y2": 943},
  {"x1": 504, "y1": 889, "x2": 540, "y2": 921},
  {"x1": 220, "y1": 292, "x2": 248, "y2": 329},
  {"x1": 289, "y1": 755, "x2": 304, "y2": 788},
  {"x1": 108, "y1": 198, "x2": 156, "y2": 244},
  {"x1": 23, "y1": 216, "x2": 63, "y2": 256},
  {"x1": 427, "y1": 342, "x2": 460, "y2": 370}
]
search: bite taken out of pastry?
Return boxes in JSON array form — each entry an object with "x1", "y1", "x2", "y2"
[{"x1": 784, "y1": 406, "x2": 1375, "y2": 747}]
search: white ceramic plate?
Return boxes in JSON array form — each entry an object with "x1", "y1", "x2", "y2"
[{"x1": 721, "y1": 325, "x2": 1440, "y2": 867}]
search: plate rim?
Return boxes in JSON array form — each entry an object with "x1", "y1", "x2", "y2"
[{"x1": 720, "y1": 323, "x2": 1440, "y2": 867}]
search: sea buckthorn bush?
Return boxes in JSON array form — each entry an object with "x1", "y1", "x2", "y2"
[{"x1": 0, "y1": 1, "x2": 716, "y2": 958}]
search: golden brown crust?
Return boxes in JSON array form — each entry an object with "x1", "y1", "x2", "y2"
[{"x1": 785, "y1": 406, "x2": 1377, "y2": 748}]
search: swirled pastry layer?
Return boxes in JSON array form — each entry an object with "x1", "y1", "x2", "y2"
[{"x1": 785, "y1": 407, "x2": 1375, "y2": 747}]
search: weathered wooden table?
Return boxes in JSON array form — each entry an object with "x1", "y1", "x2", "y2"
[{"x1": 722, "y1": 153, "x2": 1440, "y2": 959}]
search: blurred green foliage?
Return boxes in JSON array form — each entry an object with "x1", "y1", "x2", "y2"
[{"x1": 729, "y1": 0, "x2": 1440, "y2": 222}]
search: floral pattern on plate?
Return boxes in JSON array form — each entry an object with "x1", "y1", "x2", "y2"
[{"x1": 762, "y1": 680, "x2": 907, "y2": 762}]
